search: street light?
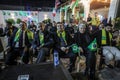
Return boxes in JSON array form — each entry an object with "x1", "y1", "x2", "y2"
[{"x1": 44, "y1": 14, "x2": 48, "y2": 20}]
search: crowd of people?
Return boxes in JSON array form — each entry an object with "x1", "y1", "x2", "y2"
[{"x1": 0, "y1": 12, "x2": 120, "y2": 80}]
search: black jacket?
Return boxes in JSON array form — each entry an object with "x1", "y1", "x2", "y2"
[
  {"x1": 92, "y1": 29, "x2": 110, "y2": 48},
  {"x1": 35, "y1": 30, "x2": 54, "y2": 48},
  {"x1": 52, "y1": 30, "x2": 74, "y2": 50},
  {"x1": 5, "y1": 26, "x2": 18, "y2": 37},
  {"x1": 12, "y1": 30, "x2": 33, "y2": 48},
  {"x1": 6, "y1": 26, "x2": 18, "y2": 47},
  {"x1": 74, "y1": 32, "x2": 92, "y2": 52},
  {"x1": 0, "y1": 28, "x2": 4, "y2": 36}
]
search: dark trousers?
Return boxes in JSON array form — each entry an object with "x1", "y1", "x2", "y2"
[
  {"x1": 85, "y1": 51, "x2": 96, "y2": 80},
  {"x1": 57, "y1": 48, "x2": 77, "y2": 72},
  {"x1": 36, "y1": 48, "x2": 49, "y2": 63},
  {"x1": 92, "y1": 25, "x2": 98, "y2": 33},
  {"x1": 5, "y1": 47, "x2": 30, "y2": 65},
  {"x1": 98, "y1": 48, "x2": 105, "y2": 69}
]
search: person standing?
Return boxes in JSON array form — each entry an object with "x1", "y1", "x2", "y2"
[
  {"x1": 92, "y1": 24, "x2": 111, "y2": 70},
  {"x1": 28, "y1": 21, "x2": 37, "y2": 32},
  {"x1": 87, "y1": 14, "x2": 92, "y2": 23},
  {"x1": 102, "y1": 16, "x2": 108, "y2": 26},
  {"x1": 74, "y1": 23, "x2": 96, "y2": 80},
  {"x1": 90, "y1": 12, "x2": 100, "y2": 32}
]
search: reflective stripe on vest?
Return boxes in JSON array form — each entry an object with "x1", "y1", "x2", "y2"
[
  {"x1": 39, "y1": 33, "x2": 44, "y2": 46},
  {"x1": 109, "y1": 32, "x2": 112, "y2": 45},
  {"x1": 57, "y1": 30, "x2": 67, "y2": 45},
  {"x1": 14, "y1": 29, "x2": 33, "y2": 42},
  {"x1": 109, "y1": 32, "x2": 112, "y2": 41},
  {"x1": 27, "y1": 30, "x2": 33, "y2": 42},
  {"x1": 101, "y1": 29, "x2": 107, "y2": 45},
  {"x1": 14, "y1": 29, "x2": 21, "y2": 42}
]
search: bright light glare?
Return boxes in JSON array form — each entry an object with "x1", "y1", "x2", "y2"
[
  {"x1": 11, "y1": 13, "x2": 15, "y2": 19},
  {"x1": 44, "y1": 14, "x2": 48, "y2": 20},
  {"x1": 11, "y1": 16, "x2": 15, "y2": 19},
  {"x1": 11, "y1": 13, "x2": 14, "y2": 16},
  {"x1": 28, "y1": 15, "x2": 32, "y2": 18},
  {"x1": 98, "y1": 14, "x2": 103, "y2": 21},
  {"x1": 80, "y1": 0, "x2": 90, "y2": 5}
]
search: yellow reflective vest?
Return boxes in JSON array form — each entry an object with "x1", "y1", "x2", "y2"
[
  {"x1": 91, "y1": 17, "x2": 100, "y2": 27},
  {"x1": 101, "y1": 29, "x2": 107, "y2": 45}
]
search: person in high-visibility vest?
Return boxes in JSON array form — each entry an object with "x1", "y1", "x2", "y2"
[
  {"x1": 5, "y1": 21, "x2": 34, "y2": 65},
  {"x1": 89, "y1": 12, "x2": 100, "y2": 32},
  {"x1": 105, "y1": 24, "x2": 113, "y2": 46},
  {"x1": 92, "y1": 24, "x2": 111, "y2": 70},
  {"x1": 53, "y1": 22, "x2": 77, "y2": 72},
  {"x1": 35, "y1": 22, "x2": 54, "y2": 63}
]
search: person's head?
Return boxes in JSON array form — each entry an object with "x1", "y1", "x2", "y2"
[
  {"x1": 31, "y1": 21, "x2": 35, "y2": 25},
  {"x1": 72, "y1": 15, "x2": 74, "y2": 18},
  {"x1": 78, "y1": 23, "x2": 86, "y2": 33},
  {"x1": 39, "y1": 22, "x2": 45, "y2": 31},
  {"x1": 88, "y1": 14, "x2": 91, "y2": 17},
  {"x1": 6, "y1": 21, "x2": 12, "y2": 28},
  {"x1": 53, "y1": 21, "x2": 57, "y2": 27},
  {"x1": 104, "y1": 15, "x2": 107, "y2": 19},
  {"x1": 99, "y1": 23, "x2": 104, "y2": 30},
  {"x1": 21, "y1": 21, "x2": 27, "y2": 30},
  {"x1": 105, "y1": 24, "x2": 112, "y2": 32},
  {"x1": 95, "y1": 12, "x2": 98, "y2": 17},
  {"x1": 57, "y1": 22, "x2": 64, "y2": 32}
]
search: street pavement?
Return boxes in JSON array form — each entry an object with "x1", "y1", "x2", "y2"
[{"x1": 99, "y1": 67, "x2": 120, "y2": 80}]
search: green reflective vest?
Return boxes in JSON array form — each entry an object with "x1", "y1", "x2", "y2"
[
  {"x1": 57, "y1": 30, "x2": 67, "y2": 45},
  {"x1": 14, "y1": 29, "x2": 33, "y2": 42},
  {"x1": 109, "y1": 32, "x2": 112, "y2": 45},
  {"x1": 39, "y1": 33, "x2": 44, "y2": 46}
]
